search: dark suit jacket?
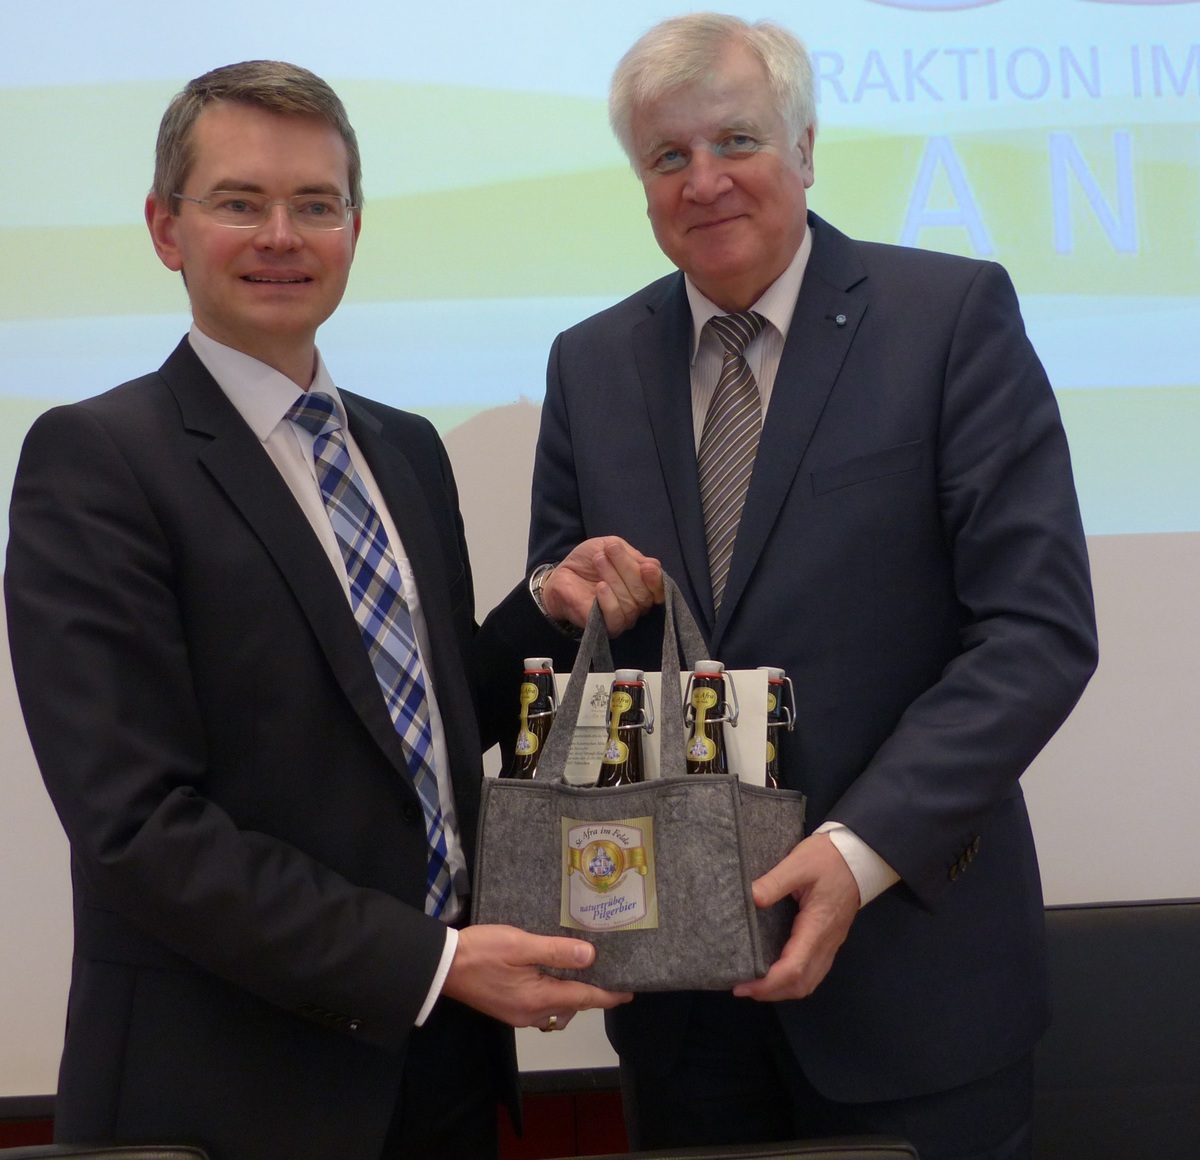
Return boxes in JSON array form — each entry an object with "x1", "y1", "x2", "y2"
[
  {"x1": 527, "y1": 214, "x2": 1098, "y2": 1103},
  {"x1": 4, "y1": 338, "x2": 543, "y2": 1159}
]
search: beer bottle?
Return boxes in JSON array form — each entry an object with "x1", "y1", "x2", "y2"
[
  {"x1": 595, "y1": 669, "x2": 651, "y2": 788},
  {"x1": 685, "y1": 660, "x2": 731, "y2": 776},
  {"x1": 503, "y1": 658, "x2": 556, "y2": 779},
  {"x1": 759, "y1": 666, "x2": 789, "y2": 789}
]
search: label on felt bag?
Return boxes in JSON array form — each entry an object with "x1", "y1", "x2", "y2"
[{"x1": 560, "y1": 817, "x2": 658, "y2": 932}]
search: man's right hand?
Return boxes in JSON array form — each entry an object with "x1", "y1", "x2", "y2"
[
  {"x1": 442, "y1": 924, "x2": 632, "y2": 1030},
  {"x1": 540, "y1": 536, "x2": 664, "y2": 636}
]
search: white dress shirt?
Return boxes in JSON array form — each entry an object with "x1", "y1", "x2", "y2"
[
  {"x1": 188, "y1": 325, "x2": 459, "y2": 1021},
  {"x1": 682, "y1": 229, "x2": 900, "y2": 908}
]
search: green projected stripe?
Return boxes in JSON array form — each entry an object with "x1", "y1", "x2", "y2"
[
  {"x1": 810, "y1": 125, "x2": 1199, "y2": 293},
  {"x1": 2, "y1": 114, "x2": 1197, "y2": 321},
  {"x1": 0, "y1": 80, "x2": 623, "y2": 224},
  {"x1": 0, "y1": 169, "x2": 668, "y2": 320},
  {"x1": 3, "y1": 389, "x2": 1199, "y2": 541}
]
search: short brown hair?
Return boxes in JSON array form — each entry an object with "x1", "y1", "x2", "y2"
[{"x1": 153, "y1": 60, "x2": 362, "y2": 212}]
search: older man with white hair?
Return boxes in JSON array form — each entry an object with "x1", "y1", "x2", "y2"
[{"x1": 526, "y1": 13, "x2": 1098, "y2": 1159}]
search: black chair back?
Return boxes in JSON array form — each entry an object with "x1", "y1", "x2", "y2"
[{"x1": 1036, "y1": 898, "x2": 1200, "y2": 1159}]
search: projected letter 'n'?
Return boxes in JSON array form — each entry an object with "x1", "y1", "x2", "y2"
[{"x1": 1050, "y1": 131, "x2": 1139, "y2": 255}]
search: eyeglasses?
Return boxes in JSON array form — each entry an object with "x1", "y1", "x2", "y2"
[{"x1": 172, "y1": 191, "x2": 357, "y2": 231}]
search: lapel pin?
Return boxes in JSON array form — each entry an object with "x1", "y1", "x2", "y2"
[{"x1": 834, "y1": 314, "x2": 847, "y2": 327}]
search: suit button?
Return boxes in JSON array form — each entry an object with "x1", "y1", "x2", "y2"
[
  {"x1": 348, "y1": 1019, "x2": 362, "y2": 1032},
  {"x1": 401, "y1": 801, "x2": 421, "y2": 824}
]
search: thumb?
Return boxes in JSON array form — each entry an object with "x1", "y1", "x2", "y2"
[
  {"x1": 531, "y1": 935, "x2": 596, "y2": 970},
  {"x1": 751, "y1": 865, "x2": 794, "y2": 910}
]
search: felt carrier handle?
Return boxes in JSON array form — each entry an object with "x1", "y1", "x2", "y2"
[{"x1": 535, "y1": 574, "x2": 708, "y2": 782}]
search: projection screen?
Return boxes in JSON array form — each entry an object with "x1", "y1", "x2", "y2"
[{"x1": 2, "y1": 0, "x2": 1198, "y2": 1097}]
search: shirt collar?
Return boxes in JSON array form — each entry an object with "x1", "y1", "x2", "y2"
[
  {"x1": 685, "y1": 223, "x2": 814, "y2": 363},
  {"x1": 187, "y1": 324, "x2": 344, "y2": 440}
]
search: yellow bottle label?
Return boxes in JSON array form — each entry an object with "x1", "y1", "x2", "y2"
[
  {"x1": 767, "y1": 691, "x2": 777, "y2": 712},
  {"x1": 515, "y1": 681, "x2": 540, "y2": 754},
  {"x1": 602, "y1": 690, "x2": 633, "y2": 765},
  {"x1": 689, "y1": 685, "x2": 718, "y2": 762},
  {"x1": 601, "y1": 737, "x2": 629, "y2": 765},
  {"x1": 766, "y1": 739, "x2": 776, "y2": 763}
]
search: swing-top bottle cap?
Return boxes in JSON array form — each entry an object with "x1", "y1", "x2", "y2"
[
  {"x1": 523, "y1": 657, "x2": 554, "y2": 671},
  {"x1": 694, "y1": 660, "x2": 725, "y2": 674},
  {"x1": 614, "y1": 668, "x2": 645, "y2": 683},
  {"x1": 757, "y1": 666, "x2": 785, "y2": 681}
]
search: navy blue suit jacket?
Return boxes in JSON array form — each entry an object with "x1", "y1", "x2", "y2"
[{"x1": 527, "y1": 214, "x2": 1098, "y2": 1101}]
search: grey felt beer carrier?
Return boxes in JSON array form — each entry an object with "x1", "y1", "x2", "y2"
[{"x1": 471, "y1": 576, "x2": 807, "y2": 991}]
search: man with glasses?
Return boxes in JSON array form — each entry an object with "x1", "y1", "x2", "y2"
[{"x1": 5, "y1": 60, "x2": 659, "y2": 1160}]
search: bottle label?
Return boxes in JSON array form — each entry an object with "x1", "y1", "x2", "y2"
[
  {"x1": 601, "y1": 690, "x2": 634, "y2": 765},
  {"x1": 767, "y1": 691, "x2": 778, "y2": 713},
  {"x1": 561, "y1": 817, "x2": 658, "y2": 932},
  {"x1": 601, "y1": 737, "x2": 629, "y2": 765},
  {"x1": 516, "y1": 680, "x2": 541, "y2": 750},
  {"x1": 766, "y1": 739, "x2": 776, "y2": 763},
  {"x1": 688, "y1": 685, "x2": 718, "y2": 762}
]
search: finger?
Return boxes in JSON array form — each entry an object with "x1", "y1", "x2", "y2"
[
  {"x1": 538, "y1": 569, "x2": 594, "y2": 627},
  {"x1": 638, "y1": 558, "x2": 666, "y2": 603},
  {"x1": 527, "y1": 935, "x2": 597, "y2": 971},
  {"x1": 732, "y1": 957, "x2": 811, "y2": 1002},
  {"x1": 539, "y1": 979, "x2": 634, "y2": 1012},
  {"x1": 596, "y1": 581, "x2": 637, "y2": 636},
  {"x1": 750, "y1": 857, "x2": 804, "y2": 909},
  {"x1": 733, "y1": 928, "x2": 819, "y2": 1001},
  {"x1": 733, "y1": 890, "x2": 830, "y2": 1000},
  {"x1": 583, "y1": 541, "x2": 655, "y2": 623},
  {"x1": 601, "y1": 541, "x2": 659, "y2": 611}
]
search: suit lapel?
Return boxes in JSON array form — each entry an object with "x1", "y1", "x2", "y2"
[
  {"x1": 160, "y1": 341, "x2": 412, "y2": 778},
  {"x1": 714, "y1": 217, "x2": 870, "y2": 648},
  {"x1": 633, "y1": 275, "x2": 716, "y2": 632}
]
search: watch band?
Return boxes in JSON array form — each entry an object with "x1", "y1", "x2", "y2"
[{"x1": 529, "y1": 561, "x2": 583, "y2": 640}]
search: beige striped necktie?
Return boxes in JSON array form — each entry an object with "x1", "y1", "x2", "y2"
[{"x1": 697, "y1": 310, "x2": 767, "y2": 610}]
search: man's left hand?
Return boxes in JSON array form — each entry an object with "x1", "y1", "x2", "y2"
[
  {"x1": 732, "y1": 832, "x2": 860, "y2": 1002},
  {"x1": 541, "y1": 536, "x2": 664, "y2": 636}
]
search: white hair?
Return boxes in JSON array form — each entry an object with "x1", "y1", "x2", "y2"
[{"x1": 609, "y1": 12, "x2": 816, "y2": 166}]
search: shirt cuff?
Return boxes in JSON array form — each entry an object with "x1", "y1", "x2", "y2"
[
  {"x1": 414, "y1": 925, "x2": 458, "y2": 1027},
  {"x1": 815, "y1": 821, "x2": 900, "y2": 908}
]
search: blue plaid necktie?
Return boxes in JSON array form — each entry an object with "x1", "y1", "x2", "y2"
[{"x1": 286, "y1": 391, "x2": 452, "y2": 918}]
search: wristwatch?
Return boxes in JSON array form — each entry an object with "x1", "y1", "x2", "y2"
[{"x1": 529, "y1": 562, "x2": 583, "y2": 639}]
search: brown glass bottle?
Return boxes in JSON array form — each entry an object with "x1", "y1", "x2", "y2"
[
  {"x1": 760, "y1": 666, "x2": 787, "y2": 789},
  {"x1": 685, "y1": 660, "x2": 730, "y2": 776},
  {"x1": 503, "y1": 658, "x2": 555, "y2": 779},
  {"x1": 595, "y1": 669, "x2": 648, "y2": 788}
]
